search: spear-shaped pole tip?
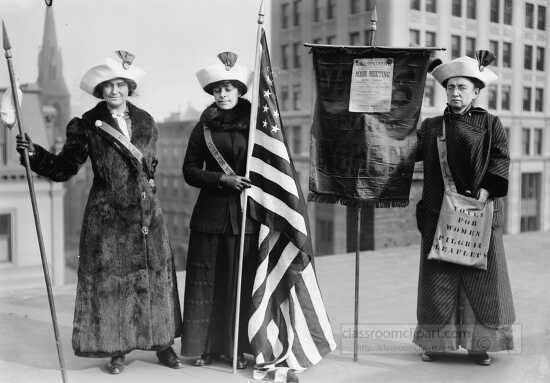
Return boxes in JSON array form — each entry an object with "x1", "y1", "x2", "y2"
[
  {"x1": 257, "y1": 0, "x2": 265, "y2": 24},
  {"x1": 371, "y1": 5, "x2": 378, "y2": 22},
  {"x1": 2, "y1": 20, "x2": 12, "y2": 51}
]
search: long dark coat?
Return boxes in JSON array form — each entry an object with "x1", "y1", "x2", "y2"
[
  {"x1": 416, "y1": 107, "x2": 515, "y2": 329},
  {"x1": 181, "y1": 98, "x2": 259, "y2": 357},
  {"x1": 28, "y1": 101, "x2": 182, "y2": 357}
]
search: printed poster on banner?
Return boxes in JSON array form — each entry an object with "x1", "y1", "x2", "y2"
[{"x1": 349, "y1": 58, "x2": 394, "y2": 113}]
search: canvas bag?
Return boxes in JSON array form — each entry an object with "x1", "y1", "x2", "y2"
[{"x1": 427, "y1": 120, "x2": 493, "y2": 270}]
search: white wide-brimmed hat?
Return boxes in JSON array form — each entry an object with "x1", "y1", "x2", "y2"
[
  {"x1": 431, "y1": 53, "x2": 497, "y2": 89},
  {"x1": 196, "y1": 52, "x2": 252, "y2": 95},
  {"x1": 80, "y1": 51, "x2": 145, "y2": 98}
]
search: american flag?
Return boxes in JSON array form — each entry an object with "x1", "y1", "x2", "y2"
[{"x1": 247, "y1": 28, "x2": 336, "y2": 381}]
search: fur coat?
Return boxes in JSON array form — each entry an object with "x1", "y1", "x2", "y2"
[{"x1": 29, "y1": 101, "x2": 182, "y2": 357}]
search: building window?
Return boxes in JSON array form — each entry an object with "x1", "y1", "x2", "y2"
[
  {"x1": 425, "y1": 0, "x2": 436, "y2": 13},
  {"x1": 524, "y1": 45, "x2": 533, "y2": 69},
  {"x1": 538, "y1": 5, "x2": 546, "y2": 30},
  {"x1": 409, "y1": 29, "x2": 420, "y2": 47},
  {"x1": 281, "y1": 3, "x2": 289, "y2": 29},
  {"x1": 281, "y1": 85, "x2": 289, "y2": 111},
  {"x1": 490, "y1": 40, "x2": 499, "y2": 65},
  {"x1": 523, "y1": 87, "x2": 532, "y2": 111},
  {"x1": 425, "y1": 31, "x2": 436, "y2": 47},
  {"x1": 503, "y1": 0, "x2": 513, "y2": 24},
  {"x1": 281, "y1": 44, "x2": 289, "y2": 69},
  {"x1": 292, "y1": 84, "x2": 301, "y2": 110},
  {"x1": 327, "y1": 0, "x2": 335, "y2": 19},
  {"x1": 313, "y1": 0, "x2": 320, "y2": 22},
  {"x1": 502, "y1": 42, "x2": 512, "y2": 67},
  {"x1": 365, "y1": 0, "x2": 373, "y2": 11},
  {"x1": 536, "y1": 47, "x2": 545, "y2": 71},
  {"x1": 350, "y1": 0, "x2": 360, "y2": 14},
  {"x1": 535, "y1": 88, "x2": 544, "y2": 112},
  {"x1": 452, "y1": 0, "x2": 462, "y2": 17},
  {"x1": 451, "y1": 35, "x2": 462, "y2": 59},
  {"x1": 326, "y1": 35, "x2": 336, "y2": 44},
  {"x1": 466, "y1": 0, "x2": 476, "y2": 19},
  {"x1": 488, "y1": 85, "x2": 498, "y2": 110},
  {"x1": 410, "y1": 0, "x2": 420, "y2": 10},
  {"x1": 293, "y1": 42, "x2": 301, "y2": 68},
  {"x1": 316, "y1": 216, "x2": 334, "y2": 255},
  {"x1": 522, "y1": 127, "x2": 531, "y2": 154},
  {"x1": 520, "y1": 173, "x2": 541, "y2": 232},
  {"x1": 0, "y1": 124, "x2": 7, "y2": 165},
  {"x1": 423, "y1": 78, "x2": 435, "y2": 107},
  {"x1": 293, "y1": 125, "x2": 303, "y2": 154},
  {"x1": 466, "y1": 37, "x2": 476, "y2": 57},
  {"x1": 349, "y1": 31, "x2": 360, "y2": 45},
  {"x1": 526, "y1": 3, "x2": 535, "y2": 28},
  {"x1": 501, "y1": 85, "x2": 511, "y2": 110},
  {"x1": 0, "y1": 214, "x2": 12, "y2": 263},
  {"x1": 534, "y1": 128, "x2": 543, "y2": 155},
  {"x1": 293, "y1": 0, "x2": 301, "y2": 26},
  {"x1": 490, "y1": 0, "x2": 499, "y2": 22}
]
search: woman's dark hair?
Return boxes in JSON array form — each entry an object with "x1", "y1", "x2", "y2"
[
  {"x1": 93, "y1": 78, "x2": 137, "y2": 98},
  {"x1": 205, "y1": 80, "x2": 247, "y2": 96}
]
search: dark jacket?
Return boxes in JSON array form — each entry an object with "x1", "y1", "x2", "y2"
[
  {"x1": 28, "y1": 101, "x2": 182, "y2": 356},
  {"x1": 183, "y1": 98, "x2": 259, "y2": 234},
  {"x1": 415, "y1": 107, "x2": 515, "y2": 329}
]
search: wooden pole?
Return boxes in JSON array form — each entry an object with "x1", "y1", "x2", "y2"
[
  {"x1": 2, "y1": 20, "x2": 68, "y2": 383},
  {"x1": 353, "y1": 206, "x2": 361, "y2": 362},
  {"x1": 353, "y1": 5, "x2": 377, "y2": 363},
  {"x1": 232, "y1": 0, "x2": 265, "y2": 374}
]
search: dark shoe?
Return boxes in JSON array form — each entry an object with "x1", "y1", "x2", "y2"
[
  {"x1": 106, "y1": 355, "x2": 125, "y2": 374},
  {"x1": 421, "y1": 352, "x2": 437, "y2": 362},
  {"x1": 469, "y1": 351, "x2": 491, "y2": 366},
  {"x1": 157, "y1": 347, "x2": 184, "y2": 369},
  {"x1": 236, "y1": 354, "x2": 248, "y2": 370},
  {"x1": 193, "y1": 353, "x2": 213, "y2": 367}
]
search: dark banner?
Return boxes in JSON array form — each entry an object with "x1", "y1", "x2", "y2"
[{"x1": 308, "y1": 46, "x2": 439, "y2": 207}]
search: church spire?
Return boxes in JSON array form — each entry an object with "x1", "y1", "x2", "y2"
[
  {"x1": 36, "y1": 6, "x2": 70, "y2": 142},
  {"x1": 37, "y1": 6, "x2": 68, "y2": 97}
]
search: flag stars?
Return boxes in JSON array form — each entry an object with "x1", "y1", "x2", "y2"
[
  {"x1": 263, "y1": 89, "x2": 272, "y2": 98},
  {"x1": 262, "y1": 120, "x2": 268, "y2": 128},
  {"x1": 262, "y1": 105, "x2": 270, "y2": 113},
  {"x1": 273, "y1": 110, "x2": 279, "y2": 119},
  {"x1": 271, "y1": 124, "x2": 280, "y2": 134}
]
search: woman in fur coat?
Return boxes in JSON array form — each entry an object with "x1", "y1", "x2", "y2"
[
  {"x1": 16, "y1": 52, "x2": 183, "y2": 374},
  {"x1": 181, "y1": 52, "x2": 258, "y2": 369}
]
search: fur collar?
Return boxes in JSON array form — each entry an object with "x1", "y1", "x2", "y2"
[{"x1": 200, "y1": 98, "x2": 251, "y2": 131}]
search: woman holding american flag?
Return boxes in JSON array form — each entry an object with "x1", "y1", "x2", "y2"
[{"x1": 181, "y1": 51, "x2": 257, "y2": 369}]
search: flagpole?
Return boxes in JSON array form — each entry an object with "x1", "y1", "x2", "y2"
[
  {"x1": 233, "y1": 0, "x2": 265, "y2": 374},
  {"x1": 353, "y1": 6, "x2": 377, "y2": 363},
  {"x1": 2, "y1": 20, "x2": 68, "y2": 383}
]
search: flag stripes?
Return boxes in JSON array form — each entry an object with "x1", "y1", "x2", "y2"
[
  {"x1": 249, "y1": 156, "x2": 299, "y2": 197},
  {"x1": 248, "y1": 186, "x2": 308, "y2": 235},
  {"x1": 247, "y1": 27, "x2": 335, "y2": 381}
]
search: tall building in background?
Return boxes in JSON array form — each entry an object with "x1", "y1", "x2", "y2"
[
  {"x1": 156, "y1": 120, "x2": 198, "y2": 270},
  {"x1": 271, "y1": 0, "x2": 550, "y2": 255},
  {"x1": 0, "y1": 90, "x2": 65, "y2": 292}
]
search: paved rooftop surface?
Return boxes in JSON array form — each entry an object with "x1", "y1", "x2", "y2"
[{"x1": 1, "y1": 231, "x2": 549, "y2": 383}]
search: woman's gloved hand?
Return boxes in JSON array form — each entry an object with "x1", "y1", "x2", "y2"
[
  {"x1": 477, "y1": 188, "x2": 489, "y2": 203},
  {"x1": 16, "y1": 133, "x2": 35, "y2": 157},
  {"x1": 219, "y1": 174, "x2": 251, "y2": 191}
]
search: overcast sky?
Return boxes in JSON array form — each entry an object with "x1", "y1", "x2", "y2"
[{"x1": 0, "y1": 0, "x2": 271, "y2": 121}]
